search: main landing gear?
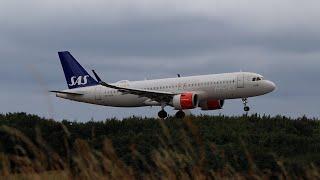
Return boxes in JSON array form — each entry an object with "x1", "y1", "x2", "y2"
[
  {"x1": 157, "y1": 109, "x2": 186, "y2": 119},
  {"x1": 158, "y1": 103, "x2": 168, "y2": 119},
  {"x1": 158, "y1": 109, "x2": 168, "y2": 119},
  {"x1": 175, "y1": 110, "x2": 185, "y2": 119},
  {"x1": 242, "y1": 98, "x2": 250, "y2": 112}
]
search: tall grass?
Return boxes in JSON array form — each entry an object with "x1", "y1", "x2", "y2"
[{"x1": 0, "y1": 114, "x2": 319, "y2": 179}]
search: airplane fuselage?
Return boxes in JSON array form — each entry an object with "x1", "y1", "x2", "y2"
[{"x1": 56, "y1": 72, "x2": 276, "y2": 108}]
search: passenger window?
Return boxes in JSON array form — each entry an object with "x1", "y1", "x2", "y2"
[{"x1": 252, "y1": 78, "x2": 256, "y2": 81}]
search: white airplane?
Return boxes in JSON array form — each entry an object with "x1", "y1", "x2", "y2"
[{"x1": 51, "y1": 51, "x2": 276, "y2": 118}]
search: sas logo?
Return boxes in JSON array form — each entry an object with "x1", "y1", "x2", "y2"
[{"x1": 69, "y1": 75, "x2": 89, "y2": 86}]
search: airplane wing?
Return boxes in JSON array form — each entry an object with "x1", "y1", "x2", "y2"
[{"x1": 92, "y1": 70, "x2": 176, "y2": 103}]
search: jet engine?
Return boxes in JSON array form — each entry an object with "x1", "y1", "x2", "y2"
[
  {"x1": 172, "y1": 93, "x2": 198, "y2": 110},
  {"x1": 199, "y1": 100, "x2": 224, "y2": 110}
]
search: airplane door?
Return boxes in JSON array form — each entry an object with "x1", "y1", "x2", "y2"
[
  {"x1": 95, "y1": 87, "x2": 102, "y2": 100},
  {"x1": 237, "y1": 74, "x2": 244, "y2": 88}
]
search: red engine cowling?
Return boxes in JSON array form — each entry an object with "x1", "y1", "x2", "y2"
[
  {"x1": 172, "y1": 93, "x2": 198, "y2": 110},
  {"x1": 200, "y1": 100, "x2": 224, "y2": 110}
]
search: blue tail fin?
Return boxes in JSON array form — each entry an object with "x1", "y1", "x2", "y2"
[{"x1": 58, "y1": 51, "x2": 98, "y2": 89}]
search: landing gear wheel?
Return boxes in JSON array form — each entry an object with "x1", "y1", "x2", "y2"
[
  {"x1": 158, "y1": 110, "x2": 168, "y2": 119},
  {"x1": 244, "y1": 106, "x2": 250, "y2": 112},
  {"x1": 242, "y1": 98, "x2": 250, "y2": 113},
  {"x1": 175, "y1": 110, "x2": 185, "y2": 119}
]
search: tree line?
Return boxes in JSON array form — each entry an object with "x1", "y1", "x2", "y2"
[{"x1": 0, "y1": 112, "x2": 319, "y2": 179}]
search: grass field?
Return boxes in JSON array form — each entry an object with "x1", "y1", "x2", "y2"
[{"x1": 0, "y1": 113, "x2": 319, "y2": 179}]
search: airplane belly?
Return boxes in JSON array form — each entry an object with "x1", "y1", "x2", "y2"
[
  {"x1": 101, "y1": 94, "x2": 147, "y2": 107},
  {"x1": 227, "y1": 87, "x2": 260, "y2": 99}
]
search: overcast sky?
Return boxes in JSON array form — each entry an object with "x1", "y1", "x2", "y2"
[{"x1": 1, "y1": 0, "x2": 319, "y2": 121}]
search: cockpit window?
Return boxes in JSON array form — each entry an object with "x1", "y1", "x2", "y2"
[{"x1": 253, "y1": 77, "x2": 264, "y2": 81}]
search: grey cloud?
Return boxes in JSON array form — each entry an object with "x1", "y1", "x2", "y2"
[
  {"x1": 0, "y1": 0, "x2": 320, "y2": 120},
  {"x1": 3, "y1": 16, "x2": 320, "y2": 58}
]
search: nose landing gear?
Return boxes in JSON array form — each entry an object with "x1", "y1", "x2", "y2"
[
  {"x1": 244, "y1": 106, "x2": 250, "y2": 112},
  {"x1": 242, "y1": 98, "x2": 250, "y2": 112}
]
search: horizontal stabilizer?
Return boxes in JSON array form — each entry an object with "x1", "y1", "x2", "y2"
[{"x1": 50, "y1": 91, "x2": 83, "y2": 96}]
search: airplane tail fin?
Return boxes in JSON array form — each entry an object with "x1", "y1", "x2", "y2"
[{"x1": 58, "y1": 51, "x2": 98, "y2": 89}]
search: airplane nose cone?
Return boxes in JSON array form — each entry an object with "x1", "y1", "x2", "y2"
[{"x1": 265, "y1": 80, "x2": 276, "y2": 92}]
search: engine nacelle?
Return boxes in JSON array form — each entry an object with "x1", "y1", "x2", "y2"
[
  {"x1": 172, "y1": 93, "x2": 198, "y2": 110},
  {"x1": 199, "y1": 100, "x2": 224, "y2": 110}
]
